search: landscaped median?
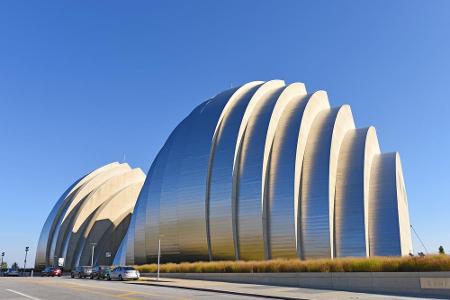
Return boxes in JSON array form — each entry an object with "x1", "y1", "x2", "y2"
[
  {"x1": 135, "y1": 256, "x2": 450, "y2": 298},
  {"x1": 135, "y1": 255, "x2": 450, "y2": 273}
]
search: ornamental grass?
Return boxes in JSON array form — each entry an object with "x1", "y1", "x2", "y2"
[{"x1": 135, "y1": 255, "x2": 450, "y2": 273}]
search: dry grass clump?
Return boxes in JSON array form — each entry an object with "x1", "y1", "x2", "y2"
[{"x1": 135, "y1": 255, "x2": 450, "y2": 273}]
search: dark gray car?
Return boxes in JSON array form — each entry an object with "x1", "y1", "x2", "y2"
[
  {"x1": 90, "y1": 265, "x2": 111, "y2": 279},
  {"x1": 4, "y1": 268, "x2": 19, "y2": 277},
  {"x1": 71, "y1": 266, "x2": 92, "y2": 279}
]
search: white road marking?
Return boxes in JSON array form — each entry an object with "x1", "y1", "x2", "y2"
[{"x1": 5, "y1": 289, "x2": 42, "y2": 300}]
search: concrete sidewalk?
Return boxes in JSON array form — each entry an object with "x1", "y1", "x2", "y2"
[{"x1": 133, "y1": 276, "x2": 432, "y2": 300}]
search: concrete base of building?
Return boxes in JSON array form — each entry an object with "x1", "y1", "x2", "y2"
[{"x1": 141, "y1": 272, "x2": 450, "y2": 299}]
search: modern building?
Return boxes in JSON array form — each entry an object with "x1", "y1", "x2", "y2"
[
  {"x1": 36, "y1": 80, "x2": 413, "y2": 269},
  {"x1": 35, "y1": 162, "x2": 145, "y2": 270},
  {"x1": 124, "y1": 80, "x2": 413, "y2": 264}
]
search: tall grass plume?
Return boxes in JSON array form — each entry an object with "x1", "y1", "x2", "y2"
[{"x1": 135, "y1": 255, "x2": 450, "y2": 273}]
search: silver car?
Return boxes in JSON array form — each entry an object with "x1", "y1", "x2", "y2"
[{"x1": 107, "y1": 266, "x2": 140, "y2": 281}]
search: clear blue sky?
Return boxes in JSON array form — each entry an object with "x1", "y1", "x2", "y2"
[{"x1": 1, "y1": 1, "x2": 449, "y2": 267}]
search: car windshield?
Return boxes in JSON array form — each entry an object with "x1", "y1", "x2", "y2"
[{"x1": 123, "y1": 267, "x2": 135, "y2": 271}]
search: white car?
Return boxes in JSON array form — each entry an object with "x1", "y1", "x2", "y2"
[{"x1": 107, "y1": 266, "x2": 140, "y2": 281}]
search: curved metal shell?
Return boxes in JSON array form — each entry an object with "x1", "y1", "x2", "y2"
[
  {"x1": 36, "y1": 162, "x2": 121, "y2": 268},
  {"x1": 369, "y1": 152, "x2": 413, "y2": 256},
  {"x1": 300, "y1": 105, "x2": 355, "y2": 259},
  {"x1": 174, "y1": 88, "x2": 238, "y2": 262},
  {"x1": 293, "y1": 92, "x2": 330, "y2": 258},
  {"x1": 34, "y1": 162, "x2": 145, "y2": 270},
  {"x1": 67, "y1": 168, "x2": 145, "y2": 267},
  {"x1": 53, "y1": 163, "x2": 131, "y2": 264},
  {"x1": 334, "y1": 127, "x2": 380, "y2": 257},
  {"x1": 395, "y1": 154, "x2": 413, "y2": 256},
  {"x1": 131, "y1": 114, "x2": 192, "y2": 264},
  {"x1": 131, "y1": 88, "x2": 242, "y2": 263},
  {"x1": 62, "y1": 168, "x2": 143, "y2": 267},
  {"x1": 264, "y1": 83, "x2": 308, "y2": 259},
  {"x1": 207, "y1": 81, "x2": 264, "y2": 260},
  {"x1": 77, "y1": 180, "x2": 144, "y2": 266},
  {"x1": 266, "y1": 90, "x2": 331, "y2": 259},
  {"x1": 233, "y1": 80, "x2": 285, "y2": 260},
  {"x1": 35, "y1": 180, "x2": 81, "y2": 269}
]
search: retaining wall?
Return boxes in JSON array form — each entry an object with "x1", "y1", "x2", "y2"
[{"x1": 142, "y1": 272, "x2": 450, "y2": 298}]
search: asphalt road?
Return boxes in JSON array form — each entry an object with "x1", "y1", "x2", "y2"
[{"x1": 0, "y1": 277, "x2": 268, "y2": 300}]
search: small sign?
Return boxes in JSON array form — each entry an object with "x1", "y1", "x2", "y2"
[
  {"x1": 420, "y1": 278, "x2": 450, "y2": 289},
  {"x1": 58, "y1": 258, "x2": 64, "y2": 267},
  {"x1": 105, "y1": 252, "x2": 111, "y2": 258}
]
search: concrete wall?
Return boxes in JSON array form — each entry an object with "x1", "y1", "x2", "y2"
[{"x1": 142, "y1": 272, "x2": 450, "y2": 299}]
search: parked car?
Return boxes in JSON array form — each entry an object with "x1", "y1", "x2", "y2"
[
  {"x1": 90, "y1": 265, "x2": 111, "y2": 279},
  {"x1": 4, "y1": 268, "x2": 19, "y2": 277},
  {"x1": 71, "y1": 266, "x2": 92, "y2": 279},
  {"x1": 41, "y1": 267, "x2": 62, "y2": 277},
  {"x1": 107, "y1": 266, "x2": 139, "y2": 281}
]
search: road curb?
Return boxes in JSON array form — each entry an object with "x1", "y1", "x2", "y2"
[{"x1": 128, "y1": 281, "x2": 309, "y2": 300}]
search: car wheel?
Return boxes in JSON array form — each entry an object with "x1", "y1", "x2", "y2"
[
  {"x1": 71, "y1": 273, "x2": 74, "y2": 278},
  {"x1": 107, "y1": 274, "x2": 111, "y2": 281},
  {"x1": 90, "y1": 275, "x2": 93, "y2": 279},
  {"x1": 78, "y1": 273, "x2": 82, "y2": 279},
  {"x1": 119, "y1": 275, "x2": 123, "y2": 281}
]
